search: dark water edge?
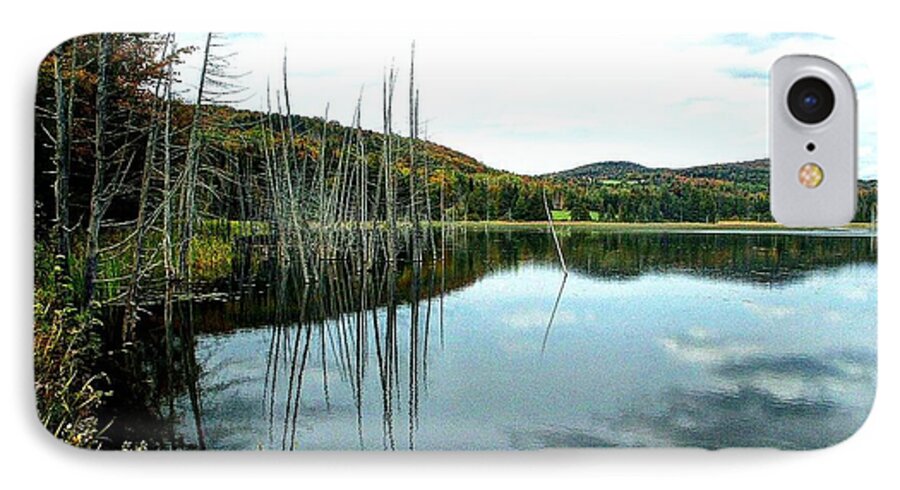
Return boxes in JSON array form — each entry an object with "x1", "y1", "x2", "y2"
[{"x1": 94, "y1": 228, "x2": 877, "y2": 450}]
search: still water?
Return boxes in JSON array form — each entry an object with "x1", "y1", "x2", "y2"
[{"x1": 126, "y1": 228, "x2": 877, "y2": 450}]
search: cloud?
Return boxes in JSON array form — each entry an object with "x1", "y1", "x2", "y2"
[
  {"x1": 224, "y1": 32, "x2": 265, "y2": 40},
  {"x1": 661, "y1": 328, "x2": 760, "y2": 365},
  {"x1": 708, "y1": 33, "x2": 835, "y2": 54},
  {"x1": 842, "y1": 285, "x2": 872, "y2": 301},
  {"x1": 626, "y1": 386, "x2": 847, "y2": 449},
  {"x1": 677, "y1": 96, "x2": 720, "y2": 106},
  {"x1": 168, "y1": 32, "x2": 874, "y2": 176},
  {"x1": 824, "y1": 310, "x2": 845, "y2": 324},
  {"x1": 287, "y1": 68, "x2": 344, "y2": 79},
  {"x1": 609, "y1": 346, "x2": 875, "y2": 449},
  {"x1": 859, "y1": 130, "x2": 877, "y2": 179},
  {"x1": 508, "y1": 427, "x2": 619, "y2": 449},
  {"x1": 713, "y1": 352, "x2": 874, "y2": 403},
  {"x1": 506, "y1": 345, "x2": 876, "y2": 449},
  {"x1": 503, "y1": 309, "x2": 574, "y2": 330},
  {"x1": 743, "y1": 301, "x2": 797, "y2": 320},
  {"x1": 720, "y1": 67, "x2": 769, "y2": 81}
]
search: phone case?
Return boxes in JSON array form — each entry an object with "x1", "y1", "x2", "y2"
[{"x1": 33, "y1": 32, "x2": 876, "y2": 450}]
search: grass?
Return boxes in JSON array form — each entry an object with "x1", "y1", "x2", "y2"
[
  {"x1": 198, "y1": 218, "x2": 270, "y2": 238},
  {"x1": 190, "y1": 234, "x2": 233, "y2": 281},
  {"x1": 30, "y1": 220, "x2": 258, "y2": 449},
  {"x1": 33, "y1": 245, "x2": 108, "y2": 448},
  {"x1": 74, "y1": 219, "x2": 270, "y2": 297},
  {"x1": 550, "y1": 210, "x2": 601, "y2": 221}
]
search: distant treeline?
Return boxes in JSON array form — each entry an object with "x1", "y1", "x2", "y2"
[{"x1": 539, "y1": 160, "x2": 877, "y2": 224}]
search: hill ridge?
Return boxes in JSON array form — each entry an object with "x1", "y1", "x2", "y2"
[{"x1": 541, "y1": 158, "x2": 771, "y2": 182}]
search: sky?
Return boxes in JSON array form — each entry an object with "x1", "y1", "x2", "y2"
[{"x1": 173, "y1": 32, "x2": 876, "y2": 179}]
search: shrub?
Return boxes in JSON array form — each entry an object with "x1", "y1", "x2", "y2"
[{"x1": 34, "y1": 247, "x2": 109, "y2": 448}]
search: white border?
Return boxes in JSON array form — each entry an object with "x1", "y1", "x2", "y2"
[{"x1": 2, "y1": 1, "x2": 897, "y2": 488}]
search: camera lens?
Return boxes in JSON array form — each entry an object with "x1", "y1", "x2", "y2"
[
  {"x1": 788, "y1": 77, "x2": 835, "y2": 124},
  {"x1": 802, "y1": 94, "x2": 819, "y2": 109}
]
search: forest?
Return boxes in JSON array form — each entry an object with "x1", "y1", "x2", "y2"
[
  {"x1": 33, "y1": 33, "x2": 876, "y2": 448},
  {"x1": 34, "y1": 32, "x2": 490, "y2": 448}
]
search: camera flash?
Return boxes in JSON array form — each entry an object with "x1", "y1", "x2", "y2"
[{"x1": 798, "y1": 162, "x2": 824, "y2": 188}]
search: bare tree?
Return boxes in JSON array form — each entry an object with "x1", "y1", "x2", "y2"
[
  {"x1": 179, "y1": 32, "x2": 212, "y2": 284},
  {"x1": 51, "y1": 42, "x2": 74, "y2": 279},
  {"x1": 408, "y1": 43, "x2": 419, "y2": 262},
  {"x1": 122, "y1": 34, "x2": 173, "y2": 340},
  {"x1": 83, "y1": 33, "x2": 112, "y2": 307},
  {"x1": 280, "y1": 48, "x2": 311, "y2": 282}
]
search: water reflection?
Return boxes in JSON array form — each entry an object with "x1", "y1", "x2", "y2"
[
  {"x1": 541, "y1": 274, "x2": 567, "y2": 355},
  {"x1": 120, "y1": 228, "x2": 876, "y2": 450}
]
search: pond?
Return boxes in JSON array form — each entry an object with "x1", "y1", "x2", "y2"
[{"x1": 105, "y1": 228, "x2": 877, "y2": 450}]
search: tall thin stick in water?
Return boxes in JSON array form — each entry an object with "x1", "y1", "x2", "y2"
[
  {"x1": 280, "y1": 48, "x2": 311, "y2": 283},
  {"x1": 541, "y1": 275, "x2": 568, "y2": 355},
  {"x1": 543, "y1": 187, "x2": 568, "y2": 275}
]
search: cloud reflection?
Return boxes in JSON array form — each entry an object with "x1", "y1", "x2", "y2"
[
  {"x1": 641, "y1": 336, "x2": 875, "y2": 448},
  {"x1": 510, "y1": 331, "x2": 875, "y2": 449}
]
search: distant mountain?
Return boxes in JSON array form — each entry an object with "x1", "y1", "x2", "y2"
[
  {"x1": 675, "y1": 159, "x2": 770, "y2": 184},
  {"x1": 418, "y1": 140, "x2": 501, "y2": 175},
  {"x1": 270, "y1": 113, "x2": 501, "y2": 177},
  {"x1": 543, "y1": 159, "x2": 771, "y2": 185},
  {"x1": 542, "y1": 161, "x2": 652, "y2": 180}
]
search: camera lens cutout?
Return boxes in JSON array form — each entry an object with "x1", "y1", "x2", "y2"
[{"x1": 788, "y1": 77, "x2": 835, "y2": 124}]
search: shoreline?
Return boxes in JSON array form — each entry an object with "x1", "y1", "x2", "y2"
[{"x1": 455, "y1": 220, "x2": 876, "y2": 231}]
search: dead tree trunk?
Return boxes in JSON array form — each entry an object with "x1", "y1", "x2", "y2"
[
  {"x1": 543, "y1": 187, "x2": 568, "y2": 275},
  {"x1": 316, "y1": 104, "x2": 330, "y2": 260},
  {"x1": 122, "y1": 35, "x2": 171, "y2": 341},
  {"x1": 52, "y1": 42, "x2": 73, "y2": 280},
  {"x1": 180, "y1": 32, "x2": 212, "y2": 284},
  {"x1": 382, "y1": 67, "x2": 398, "y2": 264},
  {"x1": 84, "y1": 33, "x2": 111, "y2": 307},
  {"x1": 281, "y1": 49, "x2": 311, "y2": 282},
  {"x1": 163, "y1": 41, "x2": 176, "y2": 282},
  {"x1": 408, "y1": 43, "x2": 419, "y2": 262}
]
